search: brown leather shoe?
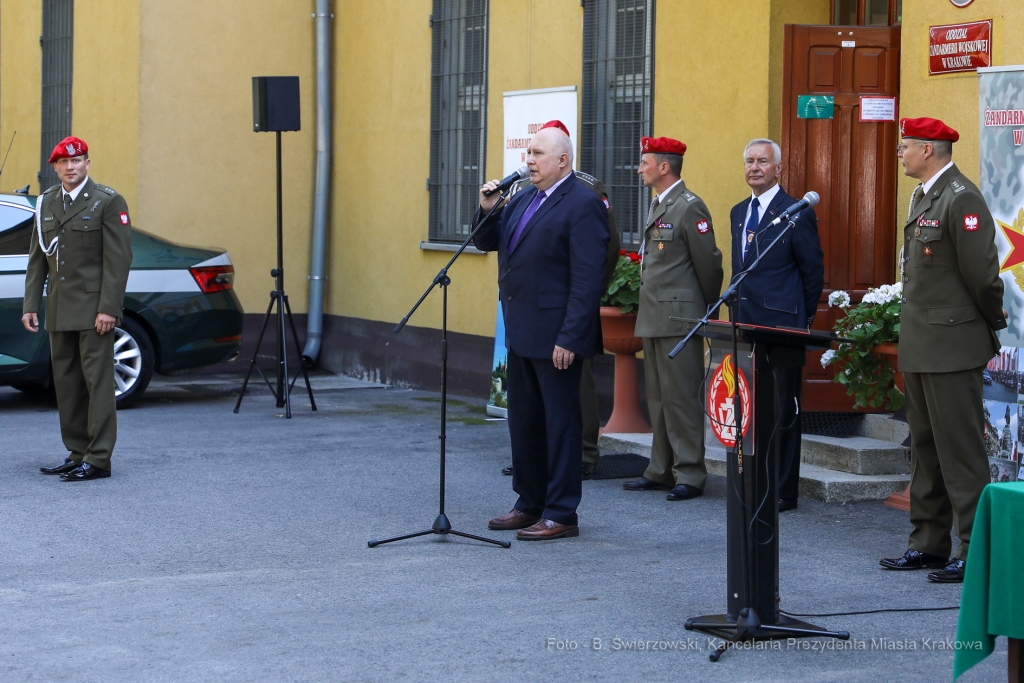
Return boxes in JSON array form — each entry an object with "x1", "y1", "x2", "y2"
[
  {"x1": 488, "y1": 509, "x2": 541, "y2": 531},
  {"x1": 516, "y1": 518, "x2": 579, "y2": 541}
]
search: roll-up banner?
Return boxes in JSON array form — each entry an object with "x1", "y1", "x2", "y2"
[
  {"x1": 486, "y1": 87, "x2": 578, "y2": 418},
  {"x1": 979, "y1": 66, "x2": 1024, "y2": 480}
]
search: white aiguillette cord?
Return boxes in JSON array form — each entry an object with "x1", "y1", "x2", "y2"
[
  {"x1": 35, "y1": 191, "x2": 59, "y2": 271},
  {"x1": 898, "y1": 184, "x2": 923, "y2": 279}
]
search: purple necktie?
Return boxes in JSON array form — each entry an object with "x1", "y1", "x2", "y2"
[{"x1": 508, "y1": 190, "x2": 546, "y2": 253}]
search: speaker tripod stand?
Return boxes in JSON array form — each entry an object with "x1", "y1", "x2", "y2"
[{"x1": 234, "y1": 130, "x2": 316, "y2": 418}]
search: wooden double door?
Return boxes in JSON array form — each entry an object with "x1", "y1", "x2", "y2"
[{"x1": 781, "y1": 24, "x2": 901, "y2": 412}]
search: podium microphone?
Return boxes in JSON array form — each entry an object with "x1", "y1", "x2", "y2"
[
  {"x1": 768, "y1": 191, "x2": 819, "y2": 226},
  {"x1": 483, "y1": 165, "x2": 529, "y2": 196}
]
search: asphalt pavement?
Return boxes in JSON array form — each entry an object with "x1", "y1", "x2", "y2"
[{"x1": 0, "y1": 372, "x2": 1007, "y2": 682}]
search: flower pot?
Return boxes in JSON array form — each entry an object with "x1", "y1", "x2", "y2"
[
  {"x1": 872, "y1": 342, "x2": 911, "y2": 510},
  {"x1": 871, "y1": 341, "x2": 904, "y2": 393},
  {"x1": 599, "y1": 307, "x2": 650, "y2": 434}
]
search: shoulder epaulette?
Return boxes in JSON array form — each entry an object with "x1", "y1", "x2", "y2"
[
  {"x1": 574, "y1": 171, "x2": 597, "y2": 184},
  {"x1": 683, "y1": 192, "x2": 700, "y2": 203},
  {"x1": 95, "y1": 185, "x2": 117, "y2": 195},
  {"x1": 43, "y1": 184, "x2": 61, "y2": 195},
  {"x1": 950, "y1": 178, "x2": 968, "y2": 195}
]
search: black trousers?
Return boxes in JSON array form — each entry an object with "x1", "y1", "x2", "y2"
[
  {"x1": 775, "y1": 366, "x2": 803, "y2": 501},
  {"x1": 506, "y1": 348, "x2": 583, "y2": 526}
]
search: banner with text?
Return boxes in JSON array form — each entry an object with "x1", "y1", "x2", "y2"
[
  {"x1": 978, "y1": 66, "x2": 1024, "y2": 480},
  {"x1": 486, "y1": 87, "x2": 578, "y2": 418}
]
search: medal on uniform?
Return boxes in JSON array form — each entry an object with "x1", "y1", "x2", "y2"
[
  {"x1": 658, "y1": 243, "x2": 664, "y2": 251},
  {"x1": 923, "y1": 246, "x2": 932, "y2": 256},
  {"x1": 915, "y1": 227, "x2": 921, "y2": 237},
  {"x1": 653, "y1": 229, "x2": 661, "y2": 239}
]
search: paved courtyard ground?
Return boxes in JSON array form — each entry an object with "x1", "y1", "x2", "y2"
[{"x1": 0, "y1": 372, "x2": 1007, "y2": 682}]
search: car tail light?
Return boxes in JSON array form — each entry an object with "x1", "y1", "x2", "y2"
[{"x1": 190, "y1": 265, "x2": 234, "y2": 293}]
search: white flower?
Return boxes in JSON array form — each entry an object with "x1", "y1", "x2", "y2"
[
  {"x1": 828, "y1": 291, "x2": 851, "y2": 308},
  {"x1": 820, "y1": 349, "x2": 836, "y2": 368}
]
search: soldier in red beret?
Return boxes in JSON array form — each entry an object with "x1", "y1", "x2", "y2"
[
  {"x1": 623, "y1": 136, "x2": 724, "y2": 502},
  {"x1": 22, "y1": 136, "x2": 133, "y2": 481},
  {"x1": 879, "y1": 118, "x2": 1007, "y2": 583}
]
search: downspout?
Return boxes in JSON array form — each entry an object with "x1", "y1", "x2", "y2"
[{"x1": 303, "y1": 0, "x2": 332, "y2": 365}]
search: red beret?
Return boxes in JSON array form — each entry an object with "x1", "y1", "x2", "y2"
[
  {"x1": 49, "y1": 136, "x2": 88, "y2": 163},
  {"x1": 640, "y1": 136, "x2": 686, "y2": 156},
  {"x1": 539, "y1": 120, "x2": 570, "y2": 137},
  {"x1": 899, "y1": 118, "x2": 959, "y2": 143}
]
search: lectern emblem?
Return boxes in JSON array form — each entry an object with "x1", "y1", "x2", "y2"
[{"x1": 708, "y1": 353, "x2": 752, "y2": 448}]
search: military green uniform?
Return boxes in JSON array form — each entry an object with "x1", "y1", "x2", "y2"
[
  {"x1": 635, "y1": 180, "x2": 724, "y2": 490},
  {"x1": 23, "y1": 178, "x2": 133, "y2": 471},
  {"x1": 899, "y1": 163, "x2": 1006, "y2": 561},
  {"x1": 510, "y1": 171, "x2": 620, "y2": 468}
]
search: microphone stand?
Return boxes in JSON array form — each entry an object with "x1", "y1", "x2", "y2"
[
  {"x1": 369, "y1": 189, "x2": 514, "y2": 549},
  {"x1": 670, "y1": 210, "x2": 849, "y2": 661}
]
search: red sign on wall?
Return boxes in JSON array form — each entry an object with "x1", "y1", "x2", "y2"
[{"x1": 929, "y1": 20, "x2": 992, "y2": 75}]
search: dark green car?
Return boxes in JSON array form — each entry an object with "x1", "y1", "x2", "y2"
[{"x1": 0, "y1": 193, "x2": 243, "y2": 406}]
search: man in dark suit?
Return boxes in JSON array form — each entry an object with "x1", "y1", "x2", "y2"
[
  {"x1": 474, "y1": 121, "x2": 609, "y2": 540},
  {"x1": 729, "y1": 138, "x2": 824, "y2": 512}
]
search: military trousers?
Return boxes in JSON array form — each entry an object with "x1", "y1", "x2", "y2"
[
  {"x1": 903, "y1": 367, "x2": 990, "y2": 561},
  {"x1": 580, "y1": 357, "x2": 600, "y2": 467},
  {"x1": 49, "y1": 328, "x2": 117, "y2": 471},
  {"x1": 641, "y1": 335, "x2": 706, "y2": 490}
]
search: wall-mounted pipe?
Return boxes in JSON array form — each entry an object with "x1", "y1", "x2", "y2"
[{"x1": 303, "y1": 0, "x2": 332, "y2": 365}]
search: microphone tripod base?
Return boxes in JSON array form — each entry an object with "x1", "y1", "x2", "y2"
[
  {"x1": 368, "y1": 513, "x2": 511, "y2": 549},
  {"x1": 685, "y1": 612, "x2": 850, "y2": 663}
]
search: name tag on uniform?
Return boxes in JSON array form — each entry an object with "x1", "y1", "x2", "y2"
[{"x1": 44, "y1": 216, "x2": 54, "y2": 221}]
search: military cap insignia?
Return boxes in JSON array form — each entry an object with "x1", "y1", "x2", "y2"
[
  {"x1": 65, "y1": 143, "x2": 76, "y2": 155},
  {"x1": 119, "y1": 212, "x2": 129, "y2": 225},
  {"x1": 964, "y1": 215, "x2": 979, "y2": 231},
  {"x1": 696, "y1": 220, "x2": 709, "y2": 233}
]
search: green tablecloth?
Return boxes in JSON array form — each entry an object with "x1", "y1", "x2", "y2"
[{"x1": 954, "y1": 481, "x2": 1024, "y2": 680}]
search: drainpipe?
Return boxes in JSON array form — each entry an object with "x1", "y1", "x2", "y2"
[{"x1": 303, "y1": 0, "x2": 332, "y2": 365}]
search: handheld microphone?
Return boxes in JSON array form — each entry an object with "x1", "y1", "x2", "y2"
[
  {"x1": 768, "y1": 191, "x2": 819, "y2": 226},
  {"x1": 483, "y1": 165, "x2": 529, "y2": 197}
]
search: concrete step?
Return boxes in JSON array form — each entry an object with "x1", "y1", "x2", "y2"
[
  {"x1": 853, "y1": 413, "x2": 910, "y2": 445},
  {"x1": 800, "y1": 433, "x2": 909, "y2": 475},
  {"x1": 599, "y1": 432, "x2": 909, "y2": 504}
]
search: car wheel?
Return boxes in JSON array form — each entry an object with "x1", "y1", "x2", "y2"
[{"x1": 114, "y1": 317, "x2": 155, "y2": 408}]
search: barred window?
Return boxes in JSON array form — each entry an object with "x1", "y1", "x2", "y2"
[
  {"x1": 40, "y1": 0, "x2": 74, "y2": 194},
  {"x1": 581, "y1": 0, "x2": 655, "y2": 249},
  {"x1": 428, "y1": 0, "x2": 489, "y2": 243}
]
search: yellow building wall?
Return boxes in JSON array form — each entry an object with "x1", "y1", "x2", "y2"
[
  {"x1": 136, "y1": 0, "x2": 316, "y2": 315},
  {"x1": 328, "y1": 0, "x2": 585, "y2": 339},
  {"x1": 72, "y1": 2, "x2": 141, "y2": 214},
  {"x1": 0, "y1": 1, "x2": 42, "y2": 195},
  {"x1": 899, "y1": 1, "x2": 1024, "y2": 231},
  {"x1": 769, "y1": 0, "x2": 831, "y2": 143}
]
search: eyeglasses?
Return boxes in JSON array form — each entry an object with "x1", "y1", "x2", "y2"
[
  {"x1": 897, "y1": 141, "x2": 930, "y2": 154},
  {"x1": 54, "y1": 157, "x2": 86, "y2": 167}
]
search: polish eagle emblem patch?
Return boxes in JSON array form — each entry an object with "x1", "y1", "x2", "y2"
[
  {"x1": 119, "y1": 212, "x2": 129, "y2": 225},
  {"x1": 696, "y1": 220, "x2": 709, "y2": 233},
  {"x1": 602, "y1": 198, "x2": 610, "y2": 210},
  {"x1": 964, "y1": 215, "x2": 979, "y2": 231},
  {"x1": 65, "y1": 143, "x2": 76, "y2": 155}
]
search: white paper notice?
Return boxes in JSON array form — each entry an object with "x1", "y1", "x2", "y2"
[{"x1": 860, "y1": 96, "x2": 897, "y2": 122}]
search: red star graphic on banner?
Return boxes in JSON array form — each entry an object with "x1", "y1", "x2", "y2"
[{"x1": 999, "y1": 219, "x2": 1024, "y2": 273}]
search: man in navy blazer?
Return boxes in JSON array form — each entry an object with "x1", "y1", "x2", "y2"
[
  {"x1": 473, "y1": 121, "x2": 609, "y2": 541},
  {"x1": 730, "y1": 138, "x2": 824, "y2": 511}
]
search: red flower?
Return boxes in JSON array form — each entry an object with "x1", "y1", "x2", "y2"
[
  {"x1": 619, "y1": 250, "x2": 627, "y2": 256},
  {"x1": 627, "y1": 252, "x2": 641, "y2": 263}
]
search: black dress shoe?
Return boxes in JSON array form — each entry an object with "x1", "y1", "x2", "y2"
[
  {"x1": 623, "y1": 477, "x2": 671, "y2": 491},
  {"x1": 666, "y1": 484, "x2": 703, "y2": 501},
  {"x1": 41, "y1": 458, "x2": 81, "y2": 475},
  {"x1": 582, "y1": 463, "x2": 595, "y2": 480},
  {"x1": 59, "y1": 463, "x2": 111, "y2": 481},
  {"x1": 879, "y1": 549, "x2": 948, "y2": 571},
  {"x1": 927, "y1": 559, "x2": 966, "y2": 583},
  {"x1": 501, "y1": 466, "x2": 513, "y2": 476},
  {"x1": 778, "y1": 498, "x2": 798, "y2": 512}
]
